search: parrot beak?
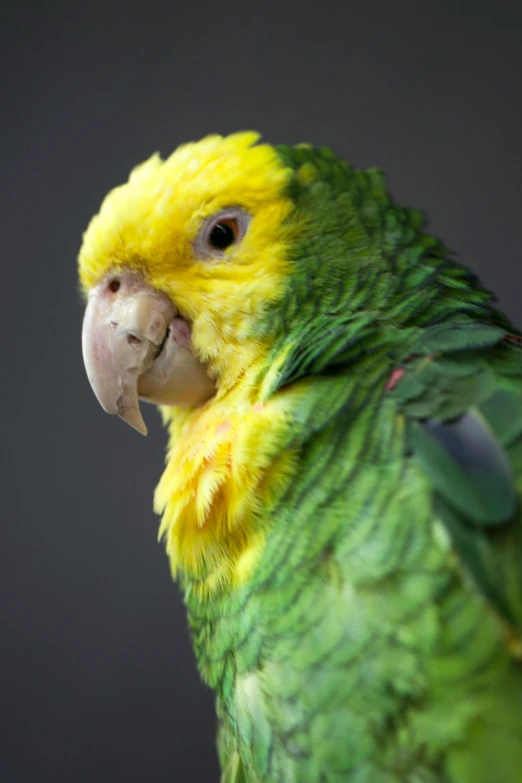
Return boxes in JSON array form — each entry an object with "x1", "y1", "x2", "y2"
[{"x1": 82, "y1": 272, "x2": 215, "y2": 435}]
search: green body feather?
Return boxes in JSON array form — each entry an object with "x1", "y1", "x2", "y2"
[{"x1": 184, "y1": 146, "x2": 522, "y2": 782}]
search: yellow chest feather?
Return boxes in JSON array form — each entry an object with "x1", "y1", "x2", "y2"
[{"x1": 154, "y1": 382, "x2": 297, "y2": 596}]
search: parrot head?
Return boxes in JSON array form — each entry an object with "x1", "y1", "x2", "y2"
[
  {"x1": 79, "y1": 131, "x2": 411, "y2": 436},
  {"x1": 79, "y1": 132, "x2": 299, "y2": 435}
]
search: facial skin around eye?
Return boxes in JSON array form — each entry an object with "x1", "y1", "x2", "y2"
[{"x1": 194, "y1": 208, "x2": 251, "y2": 260}]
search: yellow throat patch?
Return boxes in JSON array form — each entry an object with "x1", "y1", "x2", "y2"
[{"x1": 78, "y1": 132, "x2": 299, "y2": 596}]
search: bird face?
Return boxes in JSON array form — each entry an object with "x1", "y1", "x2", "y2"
[{"x1": 79, "y1": 132, "x2": 293, "y2": 433}]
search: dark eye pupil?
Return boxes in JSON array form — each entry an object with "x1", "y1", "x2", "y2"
[{"x1": 209, "y1": 222, "x2": 236, "y2": 250}]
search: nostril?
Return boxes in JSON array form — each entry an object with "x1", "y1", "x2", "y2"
[
  {"x1": 127, "y1": 334, "x2": 141, "y2": 346},
  {"x1": 109, "y1": 279, "x2": 121, "y2": 293}
]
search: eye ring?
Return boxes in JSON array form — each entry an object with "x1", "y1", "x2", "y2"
[{"x1": 194, "y1": 207, "x2": 251, "y2": 260}]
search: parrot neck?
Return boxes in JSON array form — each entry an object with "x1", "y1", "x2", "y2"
[{"x1": 152, "y1": 259, "x2": 510, "y2": 602}]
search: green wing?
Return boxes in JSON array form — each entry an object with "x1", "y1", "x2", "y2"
[{"x1": 392, "y1": 324, "x2": 522, "y2": 639}]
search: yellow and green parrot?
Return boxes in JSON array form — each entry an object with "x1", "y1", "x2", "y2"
[{"x1": 79, "y1": 132, "x2": 522, "y2": 783}]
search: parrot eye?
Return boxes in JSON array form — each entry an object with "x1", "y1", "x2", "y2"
[
  {"x1": 195, "y1": 208, "x2": 251, "y2": 260},
  {"x1": 209, "y1": 220, "x2": 238, "y2": 250}
]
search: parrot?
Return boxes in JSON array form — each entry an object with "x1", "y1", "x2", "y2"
[{"x1": 78, "y1": 131, "x2": 522, "y2": 783}]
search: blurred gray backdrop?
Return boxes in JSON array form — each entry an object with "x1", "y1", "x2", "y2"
[{"x1": 2, "y1": 1, "x2": 521, "y2": 781}]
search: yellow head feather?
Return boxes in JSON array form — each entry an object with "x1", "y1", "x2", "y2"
[
  {"x1": 78, "y1": 132, "x2": 299, "y2": 596},
  {"x1": 79, "y1": 131, "x2": 293, "y2": 390}
]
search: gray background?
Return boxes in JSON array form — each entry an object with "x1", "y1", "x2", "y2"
[{"x1": 2, "y1": 1, "x2": 521, "y2": 781}]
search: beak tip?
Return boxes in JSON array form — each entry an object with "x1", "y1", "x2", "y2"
[{"x1": 118, "y1": 407, "x2": 148, "y2": 436}]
